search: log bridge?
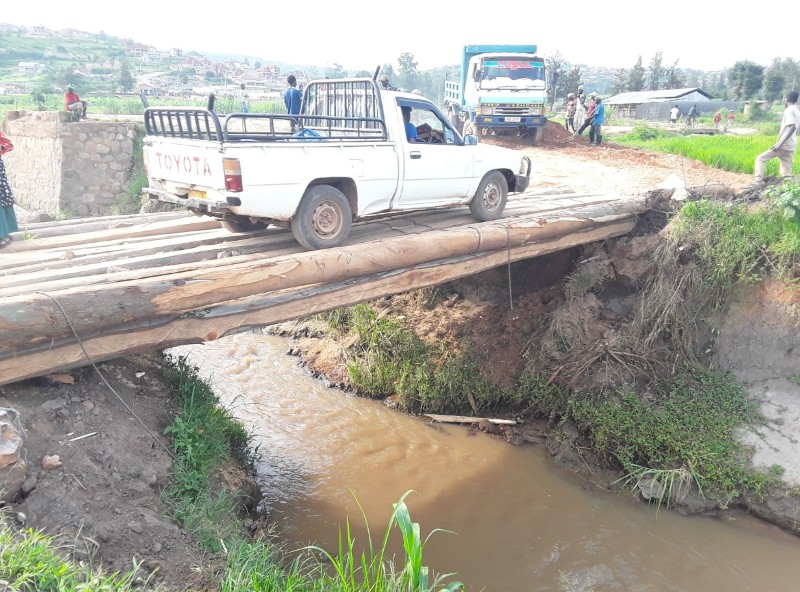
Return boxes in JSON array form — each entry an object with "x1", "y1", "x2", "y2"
[{"x1": 0, "y1": 189, "x2": 650, "y2": 385}]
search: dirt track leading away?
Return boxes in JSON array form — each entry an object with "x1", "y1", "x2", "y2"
[{"x1": 508, "y1": 121, "x2": 754, "y2": 195}]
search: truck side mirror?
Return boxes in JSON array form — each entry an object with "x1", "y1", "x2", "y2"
[
  {"x1": 464, "y1": 134, "x2": 478, "y2": 145},
  {"x1": 473, "y1": 69, "x2": 482, "y2": 82}
]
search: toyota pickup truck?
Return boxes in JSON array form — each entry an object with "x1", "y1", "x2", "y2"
[{"x1": 143, "y1": 77, "x2": 532, "y2": 250}]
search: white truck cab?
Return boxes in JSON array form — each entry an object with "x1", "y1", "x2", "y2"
[{"x1": 143, "y1": 78, "x2": 532, "y2": 250}]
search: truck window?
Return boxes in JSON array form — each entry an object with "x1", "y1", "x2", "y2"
[
  {"x1": 410, "y1": 105, "x2": 457, "y2": 145},
  {"x1": 482, "y1": 59, "x2": 546, "y2": 83}
]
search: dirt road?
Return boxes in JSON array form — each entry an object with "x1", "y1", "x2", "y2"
[{"x1": 501, "y1": 122, "x2": 753, "y2": 195}]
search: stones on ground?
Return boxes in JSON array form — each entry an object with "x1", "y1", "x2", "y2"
[{"x1": 42, "y1": 454, "x2": 62, "y2": 470}]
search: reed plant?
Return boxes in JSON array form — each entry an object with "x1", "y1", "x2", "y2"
[{"x1": 307, "y1": 491, "x2": 462, "y2": 592}]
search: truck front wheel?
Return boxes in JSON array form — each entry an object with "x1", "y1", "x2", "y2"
[
  {"x1": 291, "y1": 185, "x2": 352, "y2": 250},
  {"x1": 470, "y1": 171, "x2": 508, "y2": 221}
]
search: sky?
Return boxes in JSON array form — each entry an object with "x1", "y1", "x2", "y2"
[{"x1": 2, "y1": 3, "x2": 794, "y2": 73}]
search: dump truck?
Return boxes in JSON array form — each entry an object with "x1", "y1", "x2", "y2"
[{"x1": 444, "y1": 44, "x2": 548, "y2": 145}]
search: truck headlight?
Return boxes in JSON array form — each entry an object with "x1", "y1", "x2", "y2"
[
  {"x1": 478, "y1": 106, "x2": 494, "y2": 116},
  {"x1": 531, "y1": 107, "x2": 543, "y2": 116}
]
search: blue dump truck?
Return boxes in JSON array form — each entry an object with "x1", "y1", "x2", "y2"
[{"x1": 444, "y1": 45, "x2": 548, "y2": 145}]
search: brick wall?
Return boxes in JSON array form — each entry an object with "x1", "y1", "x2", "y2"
[{"x1": 1, "y1": 110, "x2": 137, "y2": 216}]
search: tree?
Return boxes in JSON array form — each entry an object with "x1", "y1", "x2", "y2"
[
  {"x1": 325, "y1": 63, "x2": 346, "y2": 78},
  {"x1": 611, "y1": 68, "x2": 628, "y2": 95},
  {"x1": 118, "y1": 61, "x2": 134, "y2": 92},
  {"x1": 647, "y1": 52, "x2": 663, "y2": 91},
  {"x1": 397, "y1": 52, "x2": 418, "y2": 76},
  {"x1": 663, "y1": 59, "x2": 685, "y2": 89},
  {"x1": 544, "y1": 51, "x2": 567, "y2": 107},
  {"x1": 763, "y1": 59, "x2": 786, "y2": 101},
  {"x1": 560, "y1": 66, "x2": 583, "y2": 99},
  {"x1": 728, "y1": 61, "x2": 764, "y2": 99},
  {"x1": 254, "y1": 61, "x2": 262, "y2": 69},
  {"x1": 779, "y1": 58, "x2": 800, "y2": 95},
  {"x1": 627, "y1": 56, "x2": 645, "y2": 91}
]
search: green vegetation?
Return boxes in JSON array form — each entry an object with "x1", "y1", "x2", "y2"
[
  {"x1": 765, "y1": 177, "x2": 800, "y2": 225},
  {"x1": 570, "y1": 369, "x2": 768, "y2": 502},
  {"x1": 323, "y1": 303, "x2": 534, "y2": 414},
  {"x1": 614, "y1": 124, "x2": 793, "y2": 175},
  {"x1": 635, "y1": 199, "x2": 800, "y2": 358},
  {"x1": 0, "y1": 515, "x2": 150, "y2": 591}
]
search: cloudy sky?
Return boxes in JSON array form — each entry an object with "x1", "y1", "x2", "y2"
[{"x1": 2, "y1": 2, "x2": 793, "y2": 73}]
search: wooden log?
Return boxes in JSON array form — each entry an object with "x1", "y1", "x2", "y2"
[
  {"x1": 10, "y1": 212, "x2": 195, "y2": 239},
  {"x1": 423, "y1": 414, "x2": 517, "y2": 425},
  {"x1": 3, "y1": 216, "x2": 222, "y2": 253},
  {"x1": 0, "y1": 204, "x2": 645, "y2": 354},
  {"x1": 0, "y1": 218, "x2": 636, "y2": 385}
]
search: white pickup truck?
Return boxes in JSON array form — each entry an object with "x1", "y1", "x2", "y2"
[{"x1": 143, "y1": 78, "x2": 532, "y2": 250}]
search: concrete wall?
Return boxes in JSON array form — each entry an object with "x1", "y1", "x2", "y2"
[{"x1": 1, "y1": 110, "x2": 137, "y2": 216}]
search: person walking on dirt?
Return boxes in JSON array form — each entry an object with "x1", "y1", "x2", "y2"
[
  {"x1": 589, "y1": 97, "x2": 605, "y2": 146},
  {"x1": 572, "y1": 92, "x2": 597, "y2": 139},
  {"x1": 713, "y1": 111, "x2": 722, "y2": 129},
  {"x1": 686, "y1": 104, "x2": 698, "y2": 127},
  {"x1": 727, "y1": 110, "x2": 735, "y2": 128},
  {"x1": 670, "y1": 104, "x2": 680, "y2": 125},
  {"x1": 753, "y1": 91, "x2": 800, "y2": 183},
  {"x1": 565, "y1": 93, "x2": 577, "y2": 133}
]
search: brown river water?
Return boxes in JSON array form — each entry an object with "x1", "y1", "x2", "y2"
[{"x1": 170, "y1": 331, "x2": 800, "y2": 591}]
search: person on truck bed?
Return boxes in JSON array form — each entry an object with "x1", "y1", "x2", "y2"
[
  {"x1": 401, "y1": 106, "x2": 418, "y2": 142},
  {"x1": 379, "y1": 74, "x2": 398, "y2": 91}
]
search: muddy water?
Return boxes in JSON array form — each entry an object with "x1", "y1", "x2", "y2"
[{"x1": 170, "y1": 332, "x2": 799, "y2": 591}]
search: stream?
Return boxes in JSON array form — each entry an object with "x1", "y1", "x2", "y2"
[{"x1": 170, "y1": 331, "x2": 799, "y2": 591}]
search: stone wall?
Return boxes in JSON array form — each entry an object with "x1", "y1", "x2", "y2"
[{"x1": 1, "y1": 110, "x2": 137, "y2": 216}]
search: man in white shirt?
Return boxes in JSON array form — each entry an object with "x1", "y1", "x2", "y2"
[
  {"x1": 754, "y1": 91, "x2": 799, "y2": 182},
  {"x1": 669, "y1": 105, "x2": 680, "y2": 125}
]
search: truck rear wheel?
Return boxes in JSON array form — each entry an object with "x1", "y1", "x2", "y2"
[
  {"x1": 469, "y1": 171, "x2": 508, "y2": 221},
  {"x1": 222, "y1": 216, "x2": 266, "y2": 233},
  {"x1": 291, "y1": 185, "x2": 352, "y2": 250}
]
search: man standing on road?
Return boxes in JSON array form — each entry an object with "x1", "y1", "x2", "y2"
[
  {"x1": 284, "y1": 75, "x2": 303, "y2": 132},
  {"x1": 565, "y1": 93, "x2": 577, "y2": 133},
  {"x1": 590, "y1": 97, "x2": 605, "y2": 146},
  {"x1": 754, "y1": 91, "x2": 800, "y2": 183},
  {"x1": 572, "y1": 92, "x2": 597, "y2": 139}
]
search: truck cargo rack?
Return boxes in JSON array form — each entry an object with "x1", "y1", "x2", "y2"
[{"x1": 144, "y1": 108, "x2": 387, "y2": 142}]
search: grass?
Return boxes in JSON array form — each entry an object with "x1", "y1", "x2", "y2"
[
  {"x1": 614, "y1": 123, "x2": 793, "y2": 176},
  {"x1": 569, "y1": 369, "x2": 769, "y2": 502},
  {"x1": 0, "y1": 514, "x2": 150, "y2": 591},
  {"x1": 635, "y1": 198, "x2": 800, "y2": 356},
  {"x1": 321, "y1": 303, "x2": 528, "y2": 414}
]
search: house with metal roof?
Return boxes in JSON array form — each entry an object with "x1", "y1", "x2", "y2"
[{"x1": 603, "y1": 87, "x2": 733, "y2": 120}]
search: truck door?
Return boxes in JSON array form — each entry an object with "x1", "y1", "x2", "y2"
[{"x1": 395, "y1": 99, "x2": 472, "y2": 207}]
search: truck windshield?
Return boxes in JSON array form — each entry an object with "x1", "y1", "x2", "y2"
[{"x1": 480, "y1": 59, "x2": 546, "y2": 87}]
